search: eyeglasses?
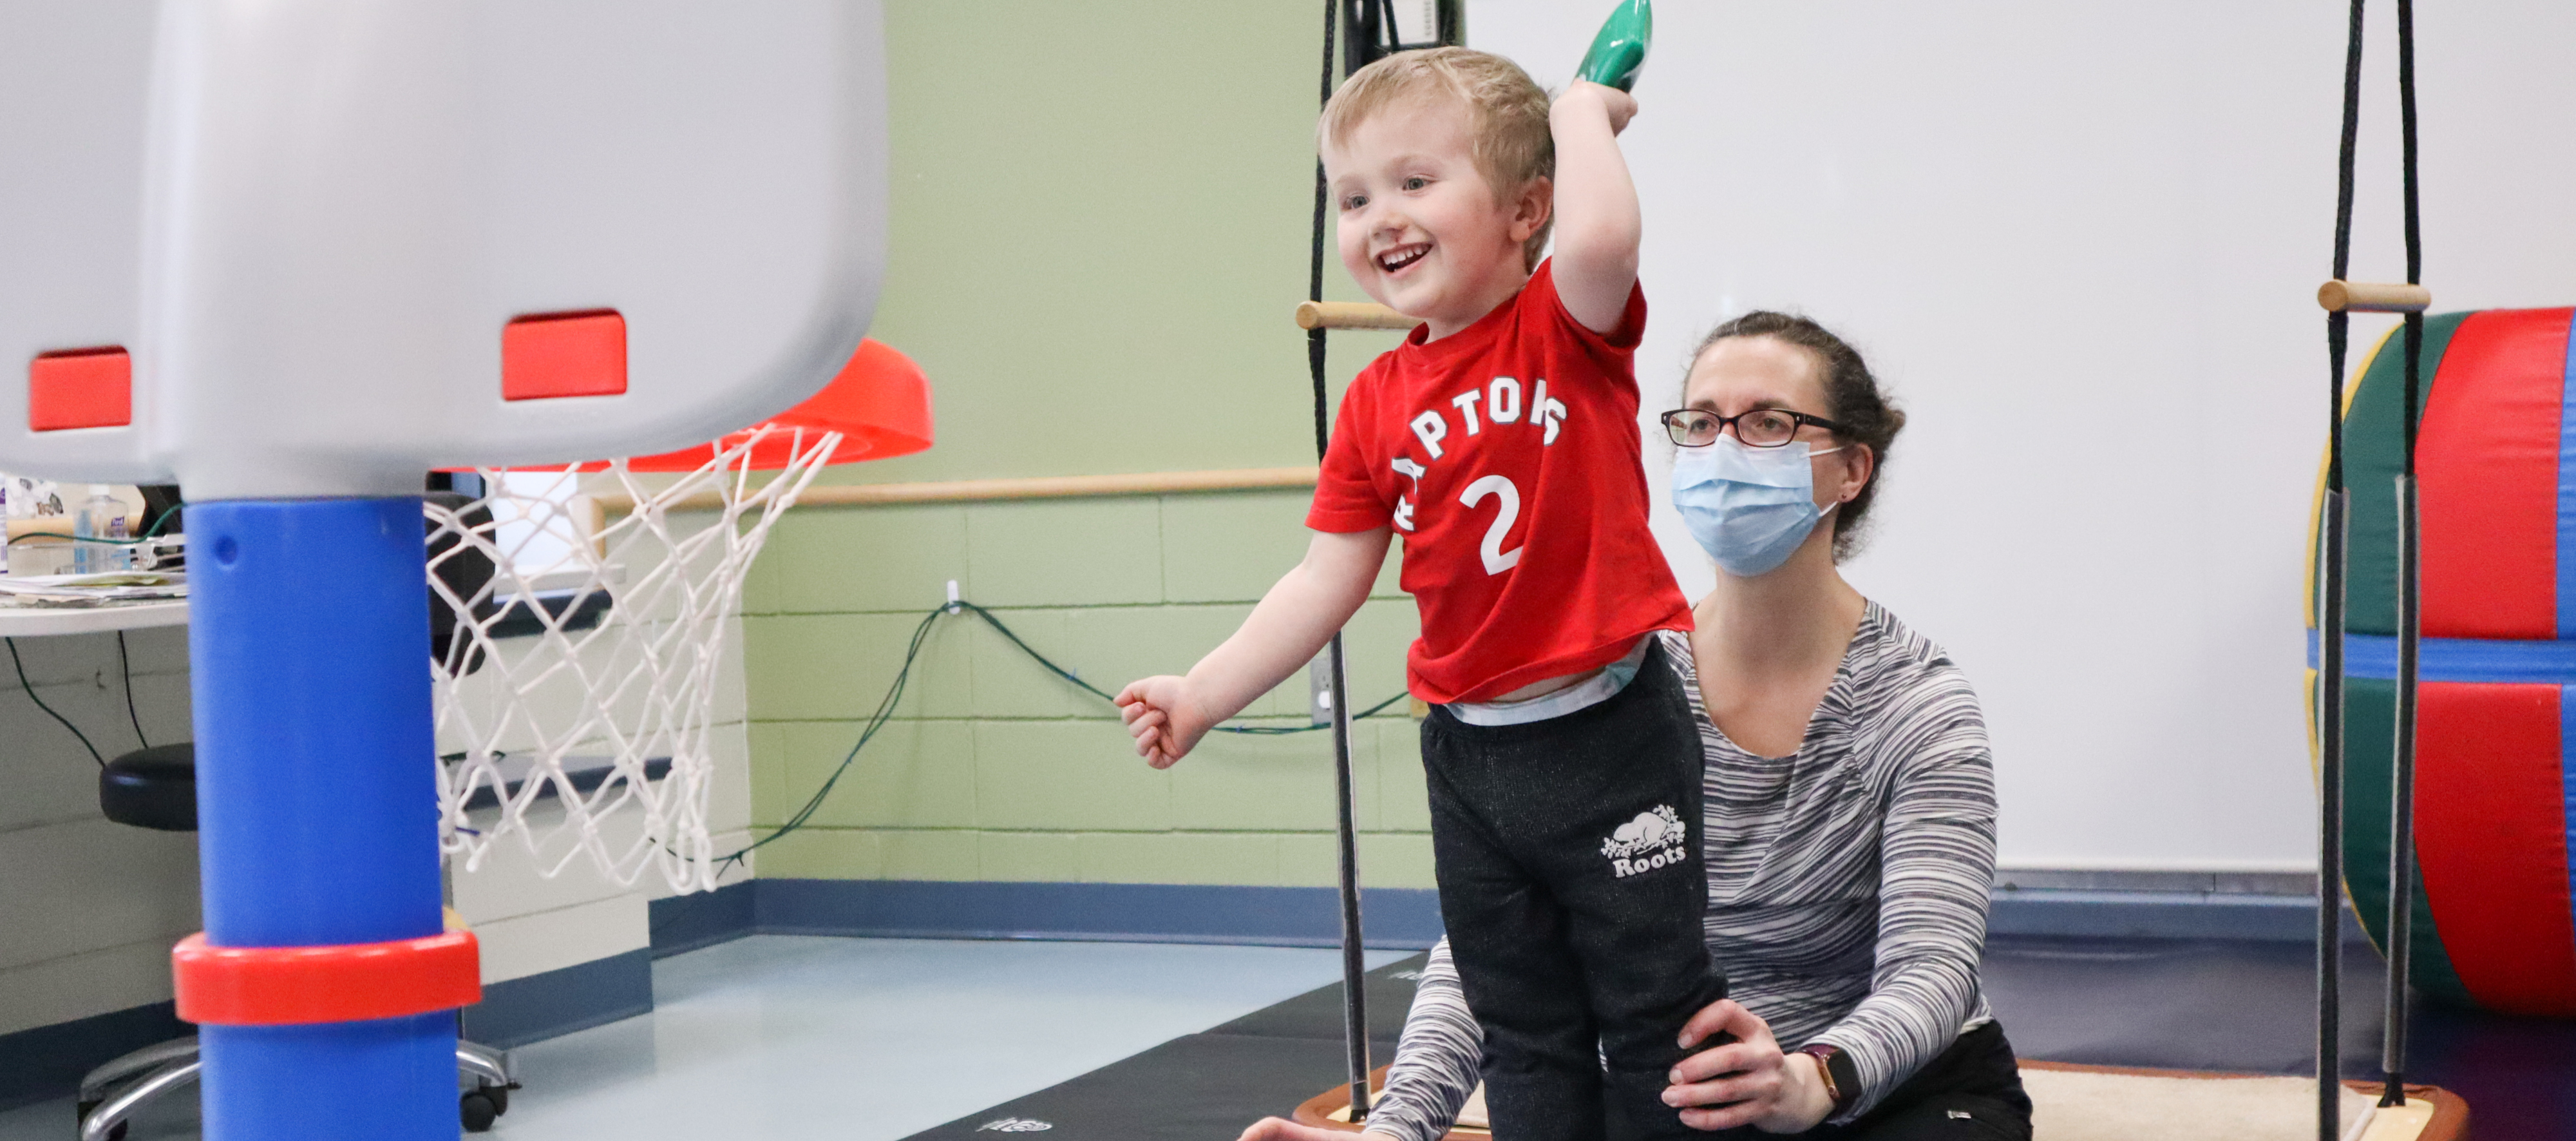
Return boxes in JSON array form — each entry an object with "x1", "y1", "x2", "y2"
[{"x1": 1659, "y1": 407, "x2": 1851, "y2": 448}]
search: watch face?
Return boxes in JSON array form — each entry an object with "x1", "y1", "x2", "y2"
[{"x1": 1824, "y1": 1050, "x2": 1862, "y2": 1106}]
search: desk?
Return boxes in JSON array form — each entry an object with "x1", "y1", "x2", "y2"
[{"x1": 0, "y1": 599, "x2": 188, "y2": 637}]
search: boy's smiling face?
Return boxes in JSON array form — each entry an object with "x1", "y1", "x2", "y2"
[{"x1": 1323, "y1": 97, "x2": 1550, "y2": 338}]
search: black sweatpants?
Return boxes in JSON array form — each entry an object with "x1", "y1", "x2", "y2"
[
  {"x1": 1711, "y1": 1021, "x2": 2032, "y2": 1141},
  {"x1": 1421, "y1": 637, "x2": 1727, "y2": 1141}
]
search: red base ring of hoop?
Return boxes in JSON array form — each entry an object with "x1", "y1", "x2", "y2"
[{"x1": 173, "y1": 926, "x2": 482, "y2": 1026}]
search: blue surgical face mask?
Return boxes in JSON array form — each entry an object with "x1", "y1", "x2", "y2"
[{"x1": 1671, "y1": 436, "x2": 1844, "y2": 577}]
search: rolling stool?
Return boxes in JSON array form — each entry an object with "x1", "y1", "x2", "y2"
[{"x1": 76, "y1": 743, "x2": 520, "y2": 1140}]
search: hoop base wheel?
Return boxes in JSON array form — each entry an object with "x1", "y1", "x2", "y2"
[{"x1": 460, "y1": 1088, "x2": 502, "y2": 1133}]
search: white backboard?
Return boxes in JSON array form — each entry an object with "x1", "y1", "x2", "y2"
[{"x1": 0, "y1": 0, "x2": 887, "y2": 499}]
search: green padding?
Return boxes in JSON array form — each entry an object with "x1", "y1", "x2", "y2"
[
  {"x1": 2334, "y1": 312, "x2": 2468, "y2": 636},
  {"x1": 2336, "y1": 676, "x2": 2475, "y2": 1006}
]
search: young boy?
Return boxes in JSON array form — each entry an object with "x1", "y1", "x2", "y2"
[{"x1": 1117, "y1": 48, "x2": 1721, "y2": 1141}]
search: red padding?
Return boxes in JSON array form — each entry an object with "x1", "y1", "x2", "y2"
[
  {"x1": 488, "y1": 337, "x2": 938, "y2": 474},
  {"x1": 621, "y1": 336, "x2": 934, "y2": 472},
  {"x1": 2418, "y1": 309, "x2": 2570, "y2": 639},
  {"x1": 2412, "y1": 682, "x2": 2576, "y2": 1015},
  {"x1": 502, "y1": 310, "x2": 627, "y2": 401},
  {"x1": 28, "y1": 347, "x2": 132, "y2": 431},
  {"x1": 173, "y1": 927, "x2": 482, "y2": 1026}
]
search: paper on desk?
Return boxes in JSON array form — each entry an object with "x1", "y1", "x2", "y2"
[{"x1": 0, "y1": 571, "x2": 188, "y2": 604}]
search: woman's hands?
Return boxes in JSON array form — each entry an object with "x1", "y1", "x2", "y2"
[
  {"x1": 1236, "y1": 1118, "x2": 1400, "y2": 1141},
  {"x1": 1664, "y1": 1000, "x2": 1837, "y2": 1133}
]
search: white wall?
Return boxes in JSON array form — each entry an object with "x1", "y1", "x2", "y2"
[
  {"x1": 0, "y1": 629, "x2": 195, "y2": 1037},
  {"x1": 1470, "y1": 1, "x2": 2576, "y2": 870}
]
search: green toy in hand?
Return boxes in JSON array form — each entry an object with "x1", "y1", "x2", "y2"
[{"x1": 1575, "y1": 0, "x2": 1651, "y2": 92}]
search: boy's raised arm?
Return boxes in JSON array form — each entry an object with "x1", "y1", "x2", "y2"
[
  {"x1": 1117, "y1": 526, "x2": 1394, "y2": 767},
  {"x1": 1548, "y1": 81, "x2": 1642, "y2": 335}
]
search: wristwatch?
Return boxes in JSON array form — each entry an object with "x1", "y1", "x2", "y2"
[{"x1": 1794, "y1": 1044, "x2": 1860, "y2": 1112}]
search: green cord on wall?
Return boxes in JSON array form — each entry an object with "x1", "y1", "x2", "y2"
[{"x1": 708, "y1": 599, "x2": 1411, "y2": 874}]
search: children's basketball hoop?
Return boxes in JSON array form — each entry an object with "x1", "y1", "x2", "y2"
[
  {"x1": 1, "y1": 5, "x2": 891, "y2": 1135},
  {"x1": 430, "y1": 339, "x2": 929, "y2": 892}
]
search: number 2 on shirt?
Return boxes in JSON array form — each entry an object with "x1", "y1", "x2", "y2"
[{"x1": 1459, "y1": 474, "x2": 1522, "y2": 575}]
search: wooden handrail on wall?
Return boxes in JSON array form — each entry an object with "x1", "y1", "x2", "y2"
[
  {"x1": 1294, "y1": 300, "x2": 1417, "y2": 331},
  {"x1": 596, "y1": 465, "x2": 1320, "y2": 515}
]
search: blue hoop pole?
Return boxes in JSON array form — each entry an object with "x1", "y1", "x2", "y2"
[{"x1": 189, "y1": 497, "x2": 455, "y2": 1140}]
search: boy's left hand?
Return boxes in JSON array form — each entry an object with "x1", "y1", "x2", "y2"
[
  {"x1": 1117, "y1": 675, "x2": 1217, "y2": 769},
  {"x1": 1560, "y1": 80, "x2": 1638, "y2": 136}
]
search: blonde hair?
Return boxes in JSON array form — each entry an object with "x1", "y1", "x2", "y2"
[{"x1": 1320, "y1": 47, "x2": 1554, "y2": 269}]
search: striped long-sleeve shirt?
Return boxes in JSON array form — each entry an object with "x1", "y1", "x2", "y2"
[{"x1": 1369, "y1": 604, "x2": 1998, "y2": 1137}]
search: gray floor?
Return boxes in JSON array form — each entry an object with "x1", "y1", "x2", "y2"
[{"x1": 0, "y1": 936, "x2": 1408, "y2": 1141}]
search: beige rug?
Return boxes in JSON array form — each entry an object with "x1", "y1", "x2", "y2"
[
  {"x1": 2023, "y1": 1070, "x2": 2430, "y2": 1141},
  {"x1": 1336, "y1": 1074, "x2": 2434, "y2": 1141}
]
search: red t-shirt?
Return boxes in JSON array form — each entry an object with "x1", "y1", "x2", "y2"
[{"x1": 1306, "y1": 260, "x2": 1691, "y2": 704}]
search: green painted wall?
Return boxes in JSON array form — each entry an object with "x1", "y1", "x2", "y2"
[
  {"x1": 739, "y1": 2, "x2": 1440, "y2": 891},
  {"x1": 837, "y1": 0, "x2": 1400, "y2": 487},
  {"x1": 744, "y1": 3, "x2": 1442, "y2": 890},
  {"x1": 742, "y1": 492, "x2": 1432, "y2": 888}
]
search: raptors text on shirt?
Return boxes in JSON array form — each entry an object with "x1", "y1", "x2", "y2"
[{"x1": 1306, "y1": 260, "x2": 1689, "y2": 704}]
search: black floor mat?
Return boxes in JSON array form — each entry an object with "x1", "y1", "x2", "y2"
[
  {"x1": 900, "y1": 955, "x2": 1423, "y2": 1141},
  {"x1": 904, "y1": 938, "x2": 2576, "y2": 1141},
  {"x1": 1980, "y1": 935, "x2": 2389, "y2": 1077}
]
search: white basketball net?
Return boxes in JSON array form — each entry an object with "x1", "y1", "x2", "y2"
[{"x1": 426, "y1": 425, "x2": 839, "y2": 893}]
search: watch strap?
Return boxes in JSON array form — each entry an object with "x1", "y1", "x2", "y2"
[{"x1": 1795, "y1": 1044, "x2": 1859, "y2": 1111}]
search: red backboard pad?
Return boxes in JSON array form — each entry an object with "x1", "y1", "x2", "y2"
[
  {"x1": 28, "y1": 347, "x2": 133, "y2": 431},
  {"x1": 502, "y1": 311, "x2": 627, "y2": 401}
]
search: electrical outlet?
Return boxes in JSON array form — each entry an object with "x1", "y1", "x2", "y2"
[{"x1": 1309, "y1": 654, "x2": 1335, "y2": 726}]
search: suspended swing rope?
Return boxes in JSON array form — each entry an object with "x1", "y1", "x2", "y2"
[
  {"x1": 1301, "y1": 1, "x2": 1479, "y2": 1120},
  {"x1": 1309, "y1": 0, "x2": 1368, "y2": 1119},
  {"x1": 2315, "y1": 0, "x2": 2427, "y2": 1136}
]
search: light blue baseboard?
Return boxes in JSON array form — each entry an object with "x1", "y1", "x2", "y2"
[
  {"x1": 0, "y1": 1002, "x2": 187, "y2": 1112},
  {"x1": 646, "y1": 879, "x2": 2359, "y2": 952},
  {"x1": 1987, "y1": 889, "x2": 2372, "y2": 944},
  {"x1": 461, "y1": 948, "x2": 656, "y2": 1050},
  {"x1": 0, "y1": 950, "x2": 657, "y2": 1110},
  {"x1": 748, "y1": 880, "x2": 1449, "y2": 949}
]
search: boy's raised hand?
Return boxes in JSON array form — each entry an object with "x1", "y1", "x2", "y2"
[
  {"x1": 1116, "y1": 675, "x2": 1217, "y2": 769},
  {"x1": 1564, "y1": 79, "x2": 1638, "y2": 135}
]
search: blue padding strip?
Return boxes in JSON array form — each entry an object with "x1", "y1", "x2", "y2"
[
  {"x1": 2309, "y1": 629, "x2": 2576, "y2": 684},
  {"x1": 2560, "y1": 317, "x2": 2576, "y2": 638},
  {"x1": 2564, "y1": 687, "x2": 2576, "y2": 930}
]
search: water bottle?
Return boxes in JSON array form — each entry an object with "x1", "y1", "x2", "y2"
[
  {"x1": 76, "y1": 486, "x2": 125, "y2": 574},
  {"x1": 106, "y1": 508, "x2": 131, "y2": 571}
]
